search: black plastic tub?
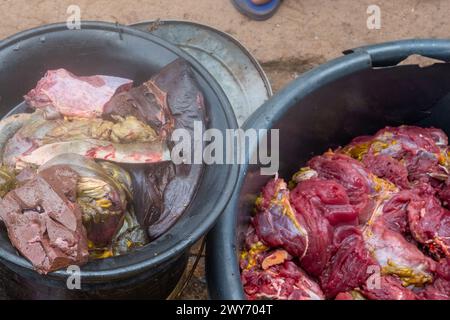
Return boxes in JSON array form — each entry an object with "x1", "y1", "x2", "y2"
[
  {"x1": 0, "y1": 21, "x2": 239, "y2": 299},
  {"x1": 206, "y1": 39, "x2": 450, "y2": 299}
]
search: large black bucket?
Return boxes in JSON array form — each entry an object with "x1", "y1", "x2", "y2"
[
  {"x1": 0, "y1": 21, "x2": 239, "y2": 299},
  {"x1": 206, "y1": 39, "x2": 450, "y2": 299}
]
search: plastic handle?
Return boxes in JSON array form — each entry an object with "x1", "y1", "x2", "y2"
[{"x1": 344, "y1": 39, "x2": 450, "y2": 67}]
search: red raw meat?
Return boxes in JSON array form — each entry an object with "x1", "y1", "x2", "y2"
[
  {"x1": 319, "y1": 226, "x2": 375, "y2": 298},
  {"x1": 438, "y1": 184, "x2": 450, "y2": 207},
  {"x1": 372, "y1": 126, "x2": 445, "y2": 160},
  {"x1": 242, "y1": 261, "x2": 324, "y2": 300},
  {"x1": 241, "y1": 125, "x2": 450, "y2": 300},
  {"x1": 363, "y1": 223, "x2": 435, "y2": 287},
  {"x1": 291, "y1": 179, "x2": 358, "y2": 226},
  {"x1": 378, "y1": 190, "x2": 413, "y2": 234},
  {"x1": 362, "y1": 154, "x2": 410, "y2": 189},
  {"x1": 362, "y1": 276, "x2": 417, "y2": 300},
  {"x1": 290, "y1": 179, "x2": 359, "y2": 276},
  {"x1": 407, "y1": 192, "x2": 450, "y2": 259},
  {"x1": 25, "y1": 69, "x2": 133, "y2": 118},
  {"x1": 253, "y1": 178, "x2": 309, "y2": 259},
  {"x1": 417, "y1": 259, "x2": 450, "y2": 300},
  {"x1": 346, "y1": 126, "x2": 448, "y2": 187},
  {"x1": 240, "y1": 225, "x2": 270, "y2": 271},
  {"x1": 308, "y1": 153, "x2": 376, "y2": 223},
  {"x1": 335, "y1": 292, "x2": 355, "y2": 300}
]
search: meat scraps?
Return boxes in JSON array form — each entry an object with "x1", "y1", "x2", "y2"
[
  {"x1": 25, "y1": 69, "x2": 133, "y2": 119},
  {"x1": 241, "y1": 125, "x2": 450, "y2": 300},
  {"x1": 0, "y1": 166, "x2": 88, "y2": 274}
]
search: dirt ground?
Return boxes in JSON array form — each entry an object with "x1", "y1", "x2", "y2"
[
  {"x1": 0, "y1": 0, "x2": 449, "y2": 300},
  {"x1": 1, "y1": 0, "x2": 450, "y2": 91}
]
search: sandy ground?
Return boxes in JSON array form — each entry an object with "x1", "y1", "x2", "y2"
[
  {"x1": 2, "y1": 0, "x2": 450, "y2": 64},
  {"x1": 0, "y1": 0, "x2": 449, "y2": 299},
  {"x1": 1, "y1": 0, "x2": 449, "y2": 92}
]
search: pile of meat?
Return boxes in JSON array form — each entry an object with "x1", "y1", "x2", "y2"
[
  {"x1": 0, "y1": 59, "x2": 206, "y2": 273},
  {"x1": 241, "y1": 126, "x2": 450, "y2": 300}
]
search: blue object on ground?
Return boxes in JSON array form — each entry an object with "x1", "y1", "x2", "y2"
[{"x1": 231, "y1": 0, "x2": 281, "y2": 21}]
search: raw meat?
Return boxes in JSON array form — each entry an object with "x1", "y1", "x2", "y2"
[
  {"x1": 241, "y1": 124, "x2": 450, "y2": 300},
  {"x1": 363, "y1": 223, "x2": 435, "y2": 287},
  {"x1": 127, "y1": 60, "x2": 206, "y2": 240},
  {"x1": 2, "y1": 112, "x2": 169, "y2": 169},
  {"x1": 319, "y1": 226, "x2": 374, "y2": 298},
  {"x1": 0, "y1": 166, "x2": 88, "y2": 273},
  {"x1": 253, "y1": 178, "x2": 309, "y2": 259},
  {"x1": 407, "y1": 190, "x2": 450, "y2": 259},
  {"x1": 290, "y1": 179, "x2": 354, "y2": 276},
  {"x1": 0, "y1": 61, "x2": 205, "y2": 272},
  {"x1": 25, "y1": 69, "x2": 133, "y2": 118},
  {"x1": 416, "y1": 258, "x2": 450, "y2": 300},
  {"x1": 361, "y1": 276, "x2": 417, "y2": 300},
  {"x1": 242, "y1": 261, "x2": 325, "y2": 300}
]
